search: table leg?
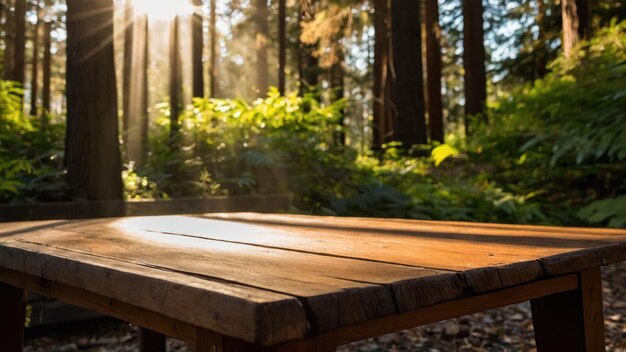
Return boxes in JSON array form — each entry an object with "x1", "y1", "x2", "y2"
[
  {"x1": 531, "y1": 267, "x2": 605, "y2": 352},
  {"x1": 196, "y1": 328, "x2": 338, "y2": 352},
  {"x1": 139, "y1": 327, "x2": 166, "y2": 352},
  {"x1": 0, "y1": 282, "x2": 27, "y2": 352}
]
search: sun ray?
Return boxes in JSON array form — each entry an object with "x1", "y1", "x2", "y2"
[{"x1": 134, "y1": 0, "x2": 195, "y2": 21}]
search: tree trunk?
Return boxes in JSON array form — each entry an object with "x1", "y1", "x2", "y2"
[
  {"x1": 13, "y1": 0, "x2": 26, "y2": 85},
  {"x1": 192, "y1": 0, "x2": 204, "y2": 98},
  {"x1": 208, "y1": 0, "x2": 218, "y2": 97},
  {"x1": 141, "y1": 16, "x2": 149, "y2": 162},
  {"x1": 29, "y1": 0, "x2": 41, "y2": 116},
  {"x1": 123, "y1": 0, "x2": 133, "y2": 132},
  {"x1": 330, "y1": 56, "x2": 345, "y2": 146},
  {"x1": 463, "y1": 0, "x2": 487, "y2": 134},
  {"x1": 42, "y1": 19, "x2": 52, "y2": 113},
  {"x1": 535, "y1": 0, "x2": 549, "y2": 79},
  {"x1": 255, "y1": 0, "x2": 268, "y2": 97},
  {"x1": 576, "y1": 0, "x2": 590, "y2": 40},
  {"x1": 425, "y1": 0, "x2": 443, "y2": 143},
  {"x1": 65, "y1": 0, "x2": 123, "y2": 201},
  {"x1": 390, "y1": 0, "x2": 428, "y2": 147},
  {"x1": 278, "y1": 0, "x2": 286, "y2": 95},
  {"x1": 2, "y1": 0, "x2": 15, "y2": 80},
  {"x1": 373, "y1": 0, "x2": 391, "y2": 149},
  {"x1": 561, "y1": 0, "x2": 579, "y2": 57},
  {"x1": 169, "y1": 15, "x2": 182, "y2": 144},
  {"x1": 298, "y1": 2, "x2": 318, "y2": 96},
  {"x1": 126, "y1": 14, "x2": 149, "y2": 167}
]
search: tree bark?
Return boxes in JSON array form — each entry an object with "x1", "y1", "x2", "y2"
[
  {"x1": 42, "y1": 19, "x2": 52, "y2": 113},
  {"x1": 390, "y1": 0, "x2": 428, "y2": 147},
  {"x1": 169, "y1": 15, "x2": 182, "y2": 144},
  {"x1": 373, "y1": 0, "x2": 391, "y2": 149},
  {"x1": 192, "y1": 0, "x2": 204, "y2": 98},
  {"x1": 255, "y1": 0, "x2": 268, "y2": 97},
  {"x1": 123, "y1": 0, "x2": 133, "y2": 132},
  {"x1": 298, "y1": 1, "x2": 318, "y2": 96},
  {"x1": 425, "y1": 0, "x2": 443, "y2": 143},
  {"x1": 208, "y1": 0, "x2": 218, "y2": 97},
  {"x1": 535, "y1": 0, "x2": 549, "y2": 79},
  {"x1": 576, "y1": 0, "x2": 590, "y2": 40},
  {"x1": 126, "y1": 14, "x2": 149, "y2": 167},
  {"x1": 29, "y1": 0, "x2": 41, "y2": 116},
  {"x1": 278, "y1": 0, "x2": 286, "y2": 95},
  {"x1": 561, "y1": 0, "x2": 579, "y2": 57},
  {"x1": 2, "y1": 0, "x2": 15, "y2": 80},
  {"x1": 330, "y1": 55, "x2": 345, "y2": 146},
  {"x1": 463, "y1": 0, "x2": 487, "y2": 134},
  {"x1": 13, "y1": 0, "x2": 26, "y2": 85},
  {"x1": 65, "y1": 0, "x2": 123, "y2": 201}
]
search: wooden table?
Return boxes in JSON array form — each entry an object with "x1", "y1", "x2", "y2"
[{"x1": 1, "y1": 213, "x2": 626, "y2": 351}]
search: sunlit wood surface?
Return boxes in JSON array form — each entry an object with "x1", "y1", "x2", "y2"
[{"x1": 1, "y1": 213, "x2": 626, "y2": 346}]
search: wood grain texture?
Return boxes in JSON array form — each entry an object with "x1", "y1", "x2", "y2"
[
  {"x1": 0, "y1": 281, "x2": 26, "y2": 352},
  {"x1": 1, "y1": 213, "x2": 626, "y2": 346}
]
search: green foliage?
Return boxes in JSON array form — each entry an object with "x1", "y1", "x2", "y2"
[{"x1": 0, "y1": 81, "x2": 67, "y2": 203}]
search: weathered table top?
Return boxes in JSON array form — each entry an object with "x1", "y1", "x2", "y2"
[{"x1": 1, "y1": 213, "x2": 626, "y2": 346}]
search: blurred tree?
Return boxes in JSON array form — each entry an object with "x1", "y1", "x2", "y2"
[
  {"x1": 208, "y1": 0, "x2": 218, "y2": 97},
  {"x1": 192, "y1": 0, "x2": 204, "y2": 98},
  {"x1": 41, "y1": 0, "x2": 53, "y2": 114},
  {"x1": 425, "y1": 0, "x2": 443, "y2": 143},
  {"x1": 372, "y1": 0, "x2": 392, "y2": 148},
  {"x1": 29, "y1": 0, "x2": 41, "y2": 116},
  {"x1": 463, "y1": 0, "x2": 487, "y2": 133},
  {"x1": 169, "y1": 15, "x2": 182, "y2": 144},
  {"x1": 65, "y1": 0, "x2": 123, "y2": 200},
  {"x1": 391, "y1": 0, "x2": 427, "y2": 147},
  {"x1": 123, "y1": 0, "x2": 133, "y2": 131},
  {"x1": 278, "y1": 0, "x2": 286, "y2": 95},
  {"x1": 255, "y1": 0, "x2": 268, "y2": 96}
]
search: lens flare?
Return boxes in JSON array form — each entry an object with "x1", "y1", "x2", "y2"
[{"x1": 134, "y1": 0, "x2": 195, "y2": 21}]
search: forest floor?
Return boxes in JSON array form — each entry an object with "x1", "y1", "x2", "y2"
[{"x1": 25, "y1": 261, "x2": 626, "y2": 352}]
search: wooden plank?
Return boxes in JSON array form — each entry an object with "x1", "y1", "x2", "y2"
[
  {"x1": 7, "y1": 227, "x2": 464, "y2": 331},
  {"x1": 0, "y1": 244, "x2": 307, "y2": 346},
  {"x1": 119, "y1": 214, "x2": 626, "y2": 290},
  {"x1": 530, "y1": 268, "x2": 605, "y2": 352},
  {"x1": 139, "y1": 328, "x2": 166, "y2": 352},
  {"x1": 334, "y1": 273, "x2": 579, "y2": 345},
  {"x1": 0, "y1": 281, "x2": 26, "y2": 352}
]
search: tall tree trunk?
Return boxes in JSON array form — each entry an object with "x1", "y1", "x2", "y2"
[
  {"x1": 576, "y1": 0, "x2": 590, "y2": 40},
  {"x1": 13, "y1": 0, "x2": 26, "y2": 85},
  {"x1": 535, "y1": 0, "x2": 549, "y2": 78},
  {"x1": 123, "y1": 0, "x2": 133, "y2": 132},
  {"x1": 298, "y1": 2, "x2": 318, "y2": 96},
  {"x1": 390, "y1": 0, "x2": 427, "y2": 147},
  {"x1": 208, "y1": 0, "x2": 218, "y2": 97},
  {"x1": 463, "y1": 0, "x2": 487, "y2": 134},
  {"x1": 425, "y1": 0, "x2": 443, "y2": 143},
  {"x1": 29, "y1": 0, "x2": 41, "y2": 116},
  {"x1": 169, "y1": 15, "x2": 182, "y2": 144},
  {"x1": 65, "y1": 0, "x2": 123, "y2": 201},
  {"x1": 373, "y1": 0, "x2": 390, "y2": 149},
  {"x1": 278, "y1": 0, "x2": 286, "y2": 95},
  {"x1": 330, "y1": 55, "x2": 345, "y2": 146},
  {"x1": 141, "y1": 16, "x2": 149, "y2": 163},
  {"x1": 126, "y1": 14, "x2": 149, "y2": 167},
  {"x1": 192, "y1": 0, "x2": 204, "y2": 98},
  {"x1": 255, "y1": 0, "x2": 268, "y2": 97},
  {"x1": 561, "y1": 0, "x2": 579, "y2": 57},
  {"x1": 2, "y1": 0, "x2": 15, "y2": 80},
  {"x1": 42, "y1": 19, "x2": 52, "y2": 113}
]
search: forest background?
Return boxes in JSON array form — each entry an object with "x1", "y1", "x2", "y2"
[{"x1": 0, "y1": 0, "x2": 625, "y2": 228}]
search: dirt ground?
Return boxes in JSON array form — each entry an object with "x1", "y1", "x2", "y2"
[{"x1": 24, "y1": 261, "x2": 626, "y2": 352}]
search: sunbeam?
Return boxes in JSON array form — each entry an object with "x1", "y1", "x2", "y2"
[{"x1": 134, "y1": 0, "x2": 195, "y2": 21}]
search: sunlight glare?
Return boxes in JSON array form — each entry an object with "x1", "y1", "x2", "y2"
[{"x1": 134, "y1": 0, "x2": 195, "y2": 21}]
